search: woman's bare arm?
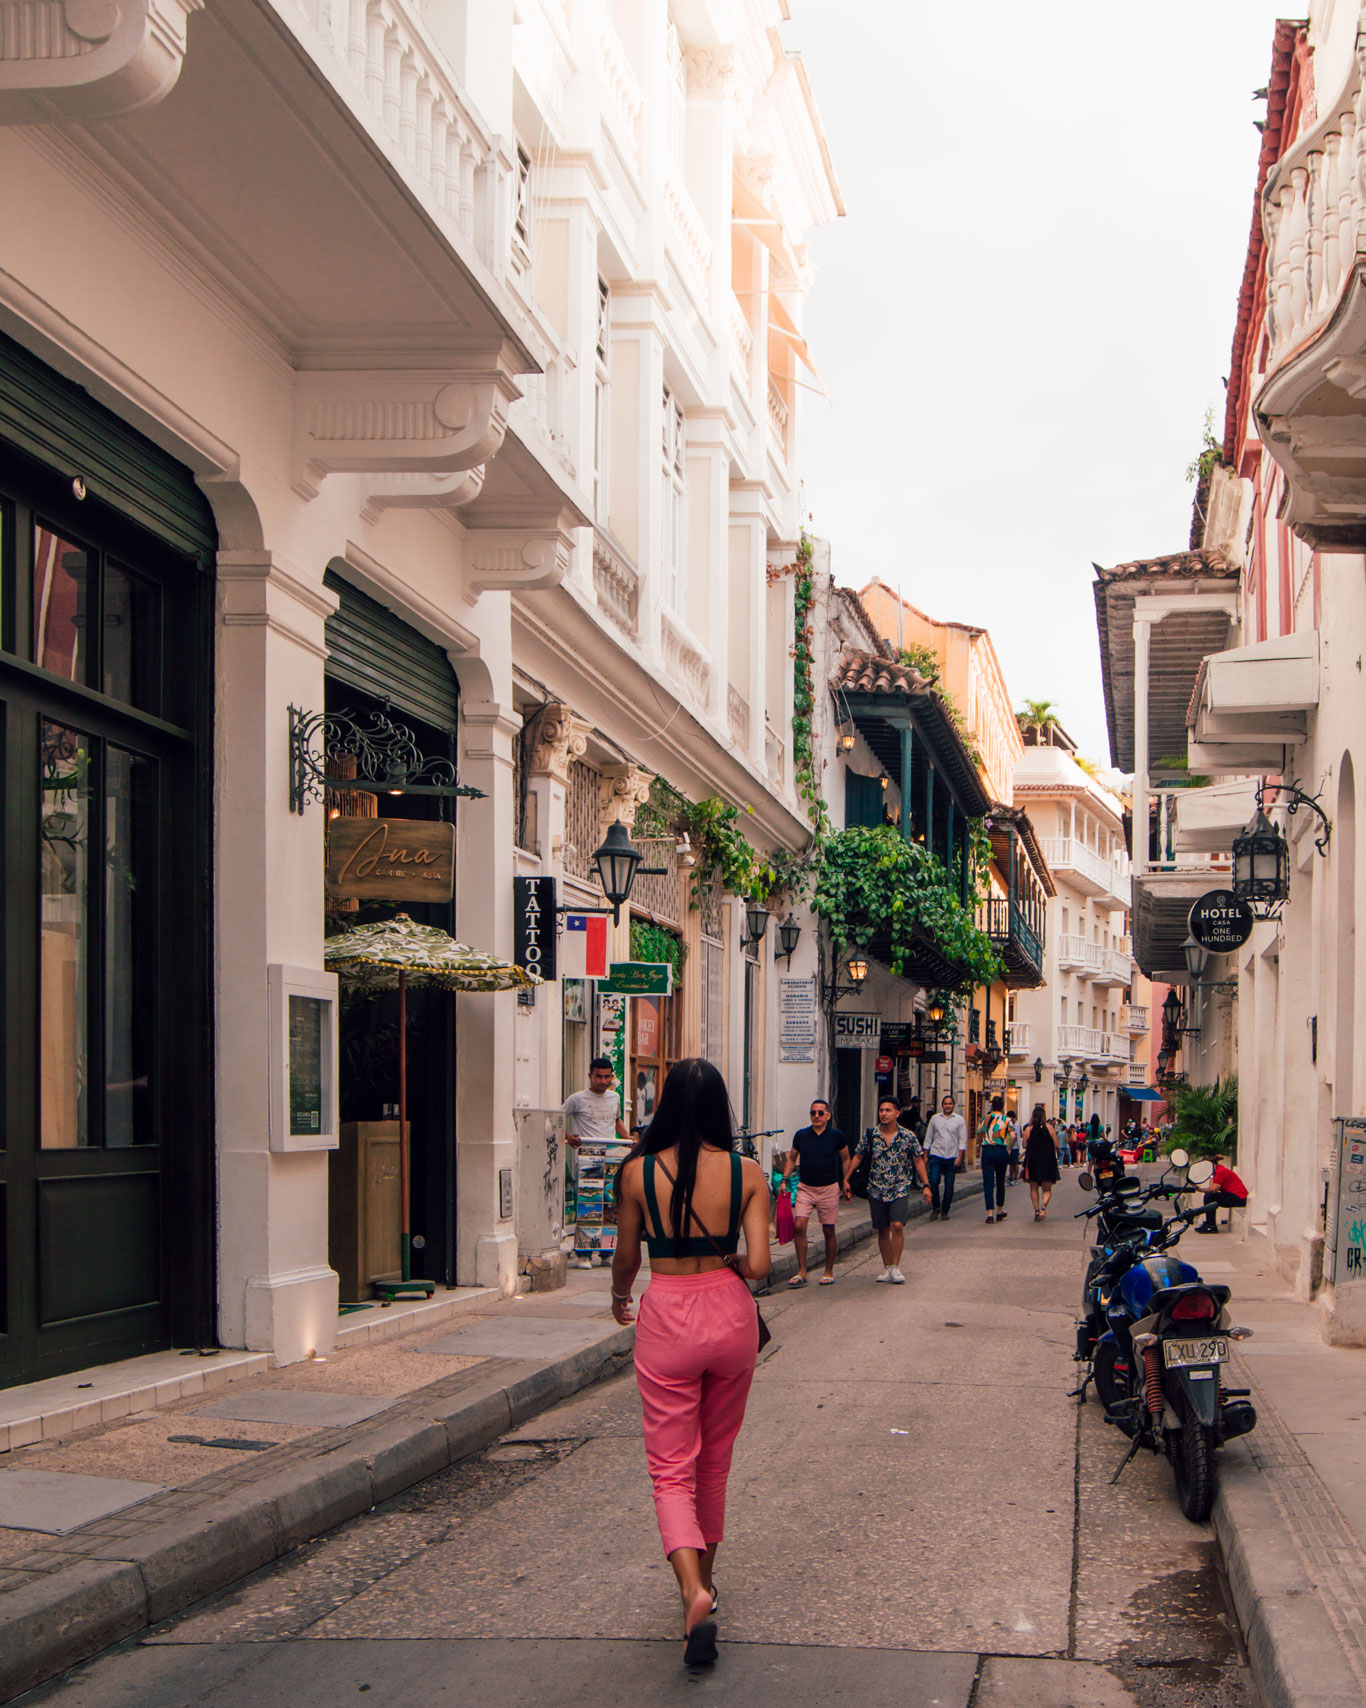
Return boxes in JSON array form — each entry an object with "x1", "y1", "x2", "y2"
[
  {"x1": 610, "y1": 1160, "x2": 644, "y2": 1323},
  {"x1": 731, "y1": 1159, "x2": 772, "y2": 1282}
]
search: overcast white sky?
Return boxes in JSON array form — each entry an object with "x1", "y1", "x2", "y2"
[{"x1": 785, "y1": 0, "x2": 1288, "y2": 763}]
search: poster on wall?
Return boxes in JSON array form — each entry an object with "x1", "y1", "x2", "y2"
[{"x1": 779, "y1": 976, "x2": 817, "y2": 1064}]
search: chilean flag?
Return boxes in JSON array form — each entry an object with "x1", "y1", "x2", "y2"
[{"x1": 561, "y1": 914, "x2": 609, "y2": 980}]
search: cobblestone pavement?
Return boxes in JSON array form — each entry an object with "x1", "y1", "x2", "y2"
[{"x1": 18, "y1": 1174, "x2": 1260, "y2": 1708}]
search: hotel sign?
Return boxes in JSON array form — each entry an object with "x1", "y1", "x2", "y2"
[{"x1": 326, "y1": 818, "x2": 455, "y2": 902}]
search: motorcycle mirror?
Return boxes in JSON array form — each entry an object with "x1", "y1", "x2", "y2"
[
  {"x1": 1188, "y1": 1159, "x2": 1216, "y2": 1186},
  {"x1": 1169, "y1": 1147, "x2": 1189, "y2": 1169},
  {"x1": 1077, "y1": 1172, "x2": 1094, "y2": 1191}
]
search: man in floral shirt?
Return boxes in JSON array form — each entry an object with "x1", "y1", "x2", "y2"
[{"x1": 846, "y1": 1095, "x2": 932, "y2": 1284}]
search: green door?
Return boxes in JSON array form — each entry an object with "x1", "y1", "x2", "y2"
[{"x1": 0, "y1": 431, "x2": 215, "y2": 1384}]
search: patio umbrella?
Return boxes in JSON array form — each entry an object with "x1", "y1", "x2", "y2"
[{"x1": 324, "y1": 913, "x2": 539, "y2": 1284}]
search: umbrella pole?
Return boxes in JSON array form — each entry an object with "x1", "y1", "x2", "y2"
[{"x1": 399, "y1": 968, "x2": 411, "y2": 1283}]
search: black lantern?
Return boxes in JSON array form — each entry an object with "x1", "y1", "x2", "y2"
[
  {"x1": 926, "y1": 991, "x2": 947, "y2": 1027},
  {"x1": 1033, "y1": 1057, "x2": 1044, "y2": 1083},
  {"x1": 838, "y1": 724, "x2": 857, "y2": 752},
  {"x1": 1232, "y1": 807, "x2": 1289, "y2": 908},
  {"x1": 777, "y1": 914, "x2": 802, "y2": 964},
  {"x1": 847, "y1": 952, "x2": 870, "y2": 987},
  {"x1": 1183, "y1": 934, "x2": 1209, "y2": 985},
  {"x1": 1078, "y1": 1072, "x2": 1089, "y2": 1095},
  {"x1": 592, "y1": 821, "x2": 643, "y2": 924},
  {"x1": 743, "y1": 899, "x2": 771, "y2": 949},
  {"x1": 1161, "y1": 987, "x2": 1184, "y2": 1034}
]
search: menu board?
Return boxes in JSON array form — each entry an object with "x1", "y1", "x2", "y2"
[{"x1": 288, "y1": 995, "x2": 325, "y2": 1136}]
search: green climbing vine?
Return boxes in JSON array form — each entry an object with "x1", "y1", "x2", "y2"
[
  {"x1": 768, "y1": 531, "x2": 830, "y2": 848},
  {"x1": 811, "y1": 824, "x2": 1003, "y2": 991},
  {"x1": 969, "y1": 816, "x2": 994, "y2": 906},
  {"x1": 630, "y1": 918, "x2": 686, "y2": 976}
]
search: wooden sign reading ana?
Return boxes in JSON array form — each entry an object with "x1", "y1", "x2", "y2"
[{"x1": 326, "y1": 818, "x2": 455, "y2": 902}]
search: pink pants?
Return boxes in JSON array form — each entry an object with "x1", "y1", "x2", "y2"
[{"x1": 633, "y1": 1267, "x2": 759, "y2": 1557}]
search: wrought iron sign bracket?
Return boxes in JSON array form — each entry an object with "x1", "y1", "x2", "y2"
[
  {"x1": 1258, "y1": 781, "x2": 1332, "y2": 855},
  {"x1": 288, "y1": 704, "x2": 486, "y2": 815}
]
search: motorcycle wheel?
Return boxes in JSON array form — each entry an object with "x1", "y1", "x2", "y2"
[
  {"x1": 1093, "y1": 1339, "x2": 1131, "y2": 1422},
  {"x1": 1167, "y1": 1393, "x2": 1217, "y2": 1523}
]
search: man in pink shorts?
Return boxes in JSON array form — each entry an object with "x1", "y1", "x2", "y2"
[{"x1": 781, "y1": 1100, "x2": 852, "y2": 1285}]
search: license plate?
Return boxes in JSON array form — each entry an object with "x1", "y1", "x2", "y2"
[{"x1": 1163, "y1": 1336, "x2": 1229, "y2": 1368}]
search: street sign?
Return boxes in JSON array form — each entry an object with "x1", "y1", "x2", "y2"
[
  {"x1": 921, "y1": 1050, "x2": 947, "y2": 1064},
  {"x1": 513, "y1": 875, "x2": 557, "y2": 982},
  {"x1": 875, "y1": 1054, "x2": 894, "y2": 1074},
  {"x1": 597, "y1": 961, "x2": 672, "y2": 996},
  {"x1": 1188, "y1": 889, "x2": 1254, "y2": 952}
]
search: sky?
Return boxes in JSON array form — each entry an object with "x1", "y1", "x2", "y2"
[{"x1": 784, "y1": 0, "x2": 1289, "y2": 763}]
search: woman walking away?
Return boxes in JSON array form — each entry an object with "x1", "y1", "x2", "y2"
[
  {"x1": 611, "y1": 1059, "x2": 771, "y2": 1667},
  {"x1": 979, "y1": 1094, "x2": 1014, "y2": 1223},
  {"x1": 1022, "y1": 1103, "x2": 1060, "y2": 1220},
  {"x1": 846, "y1": 1095, "x2": 932, "y2": 1282}
]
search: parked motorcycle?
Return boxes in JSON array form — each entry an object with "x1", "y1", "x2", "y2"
[{"x1": 1074, "y1": 1154, "x2": 1257, "y2": 1521}]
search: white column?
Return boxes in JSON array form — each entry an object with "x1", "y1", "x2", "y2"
[
  {"x1": 215, "y1": 550, "x2": 339, "y2": 1363},
  {"x1": 456, "y1": 697, "x2": 523, "y2": 1290},
  {"x1": 1132, "y1": 614, "x2": 1152, "y2": 880}
]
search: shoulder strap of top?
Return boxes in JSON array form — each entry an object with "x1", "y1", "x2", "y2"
[
  {"x1": 728, "y1": 1151, "x2": 742, "y2": 1237},
  {"x1": 642, "y1": 1155, "x2": 664, "y2": 1239}
]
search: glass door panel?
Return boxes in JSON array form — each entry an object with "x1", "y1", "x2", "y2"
[
  {"x1": 33, "y1": 526, "x2": 90, "y2": 684},
  {"x1": 105, "y1": 747, "x2": 156, "y2": 1147},
  {"x1": 39, "y1": 721, "x2": 90, "y2": 1149}
]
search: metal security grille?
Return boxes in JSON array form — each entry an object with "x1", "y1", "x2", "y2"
[
  {"x1": 323, "y1": 572, "x2": 459, "y2": 732},
  {"x1": 565, "y1": 760, "x2": 600, "y2": 880},
  {"x1": 632, "y1": 845, "x2": 680, "y2": 925},
  {"x1": 699, "y1": 877, "x2": 724, "y2": 939},
  {"x1": 701, "y1": 938, "x2": 724, "y2": 1069}
]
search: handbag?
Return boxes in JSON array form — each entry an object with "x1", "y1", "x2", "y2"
[
  {"x1": 848, "y1": 1130, "x2": 873, "y2": 1200},
  {"x1": 775, "y1": 1191, "x2": 796, "y2": 1245},
  {"x1": 655, "y1": 1156, "x2": 771, "y2": 1351}
]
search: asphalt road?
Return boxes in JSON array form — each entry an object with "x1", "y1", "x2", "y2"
[{"x1": 20, "y1": 1174, "x2": 1260, "y2": 1708}]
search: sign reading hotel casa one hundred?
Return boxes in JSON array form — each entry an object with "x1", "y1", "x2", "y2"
[{"x1": 326, "y1": 818, "x2": 455, "y2": 902}]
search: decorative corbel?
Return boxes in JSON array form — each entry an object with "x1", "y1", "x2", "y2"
[
  {"x1": 599, "y1": 764, "x2": 655, "y2": 837},
  {"x1": 293, "y1": 362, "x2": 522, "y2": 500},
  {"x1": 526, "y1": 703, "x2": 592, "y2": 784},
  {"x1": 464, "y1": 526, "x2": 574, "y2": 602},
  {"x1": 0, "y1": 0, "x2": 202, "y2": 123},
  {"x1": 361, "y1": 466, "x2": 487, "y2": 524}
]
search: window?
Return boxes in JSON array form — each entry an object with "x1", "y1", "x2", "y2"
[
  {"x1": 593, "y1": 278, "x2": 610, "y2": 522},
  {"x1": 660, "y1": 386, "x2": 686, "y2": 611},
  {"x1": 513, "y1": 145, "x2": 533, "y2": 268}
]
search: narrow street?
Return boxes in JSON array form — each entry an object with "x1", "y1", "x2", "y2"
[{"x1": 23, "y1": 1179, "x2": 1258, "y2": 1708}]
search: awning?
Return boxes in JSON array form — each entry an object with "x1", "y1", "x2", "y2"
[
  {"x1": 1123, "y1": 1087, "x2": 1164, "y2": 1102},
  {"x1": 733, "y1": 173, "x2": 802, "y2": 280},
  {"x1": 768, "y1": 292, "x2": 826, "y2": 394}
]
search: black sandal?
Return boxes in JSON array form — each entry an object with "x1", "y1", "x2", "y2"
[{"x1": 684, "y1": 1619, "x2": 719, "y2": 1665}]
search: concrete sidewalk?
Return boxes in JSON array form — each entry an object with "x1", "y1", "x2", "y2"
[
  {"x1": 0, "y1": 1178, "x2": 987, "y2": 1699},
  {"x1": 1165, "y1": 1219, "x2": 1366, "y2": 1708}
]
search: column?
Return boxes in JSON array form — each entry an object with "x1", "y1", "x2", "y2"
[
  {"x1": 900, "y1": 725, "x2": 915, "y2": 843},
  {"x1": 215, "y1": 550, "x2": 339, "y2": 1362},
  {"x1": 456, "y1": 696, "x2": 523, "y2": 1289},
  {"x1": 1132, "y1": 614, "x2": 1152, "y2": 880}
]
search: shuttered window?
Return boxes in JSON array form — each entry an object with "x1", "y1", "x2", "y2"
[
  {"x1": 323, "y1": 570, "x2": 459, "y2": 731},
  {"x1": 844, "y1": 770, "x2": 885, "y2": 829}
]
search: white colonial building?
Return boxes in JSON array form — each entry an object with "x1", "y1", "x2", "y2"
[{"x1": 0, "y1": 0, "x2": 841, "y2": 1386}]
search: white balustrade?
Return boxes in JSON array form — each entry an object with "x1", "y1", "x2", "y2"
[
  {"x1": 1008, "y1": 1022, "x2": 1032, "y2": 1055},
  {"x1": 767, "y1": 377, "x2": 789, "y2": 456},
  {"x1": 664, "y1": 172, "x2": 711, "y2": 296},
  {"x1": 1264, "y1": 38, "x2": 1366, "y2": 374},
  {"x1": 599, "y1": 16, "x2": 642, "y2": 163},
  {"x1": 729, "y1": 293, "x2": 754, "y2": 387},
  {"x1": 1058, "y1": 1024, "x2": 1103, "y2": 1058}
]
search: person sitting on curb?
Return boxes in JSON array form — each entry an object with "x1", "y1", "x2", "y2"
[
  {"x1": 1198, "y1": 1152, "x2": 1248, "y2": 1233},
  {"x1": 782, "y1": 1099, "x2": 851, "y2": 1286}
]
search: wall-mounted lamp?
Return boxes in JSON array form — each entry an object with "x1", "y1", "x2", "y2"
[
  {"x1": 777, "y1": 914, "x2": 802, "y2": 964},
  {"x1": 742, "y1": 899, "x2": 772, "y2": 950}
]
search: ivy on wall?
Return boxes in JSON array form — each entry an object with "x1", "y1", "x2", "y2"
[
  {"x1": 629, "y1": 918, "x2": 686, "y2": 976},
  {"x1": 811, "y1": 824, "x2": 1003, "y2": 991}
]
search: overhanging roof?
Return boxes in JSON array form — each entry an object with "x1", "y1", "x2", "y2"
[
  {"x1": 987, "y1": 802, "x2": 1057, "y2": 898},
  {"x1": 832, "y1": 650, "x2": 991, "y2": 816},
  {"x1": 1093, "y1": 550, "x2": 1240, "y2": 773}
]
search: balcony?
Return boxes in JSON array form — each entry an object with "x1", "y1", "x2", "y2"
[
  {"x1": 1133, "y1": 788, "x2": 1234, "y2": 982},
  {"x1": 979, "y1": 898, "x2": 1045, "y2": 988},
  {"x1": 1091, "y1": 945, "x2": 1132, "y2": 987},
  {"x1": 1120, "y1": 1004, "x2": 1149, "y2": 1034},
  {"x1": 1127, "y1": 1064, "x2": 1148, "y2": 1088},
  {"x1": 1257, "y1": 34, "x2": 1366, "y2": 546},
  {"x1": 1186, "y1": 633, "x2": 1319, "y2": 773},
  {"x1": 1040, "y1": 837, "x2": 1129, "y2": 904},
  {"x1": 1007, "y1": 1022, "x2": 1032, "y2": 1057},
  {"x1": 1058, "y1": 1024, "x2": 1103, "y2": 1059},
  {"x1": 1057, "y1": 933, "x2": 1088, "y2": 972}
]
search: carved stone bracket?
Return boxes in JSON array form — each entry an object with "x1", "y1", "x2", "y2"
[
  {"x1": 0, "y1": 0, "x2": 202, "y2": 123},
  {"x1": 464, "y1": 525, "x2": 574, "y2": 602},
  {"x1": 293, "y1": 363, "x2": 523, "y2": 500},
  {"x1": 599, "y1": 764, "x2": 654, "y2": 837},
  {"x1": 362, "y1": 467, "x2": 487, "y2": 523},
  {"x1": 527, "y1": 702, "x2": 591, "y2": 785}
]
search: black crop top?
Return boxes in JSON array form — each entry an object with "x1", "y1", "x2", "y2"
[{"x1": 642, "y1": 1152, "x2": 742, "y2": 1258}]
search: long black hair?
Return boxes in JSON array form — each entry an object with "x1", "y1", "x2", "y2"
[
  {"x1": 1028, "y1": 1102, "x2": 1050, "y2": 1142},
  {"x1": 615, "y1": 1057, "x2": 736, "y2": 1257}
]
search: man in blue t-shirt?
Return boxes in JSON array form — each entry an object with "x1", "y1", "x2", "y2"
[{"x1": 781, "y1": 1099, "x2": 851, "y2": 1285}]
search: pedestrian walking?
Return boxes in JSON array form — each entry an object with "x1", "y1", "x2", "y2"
[
  {"x1": 923, "y1": 1093, "x2": 967, "y2": 1220},
  {"x1": 846, "y1": 1095, "x2": 931, "y2": 1283},
  {"x1": 610, "y1": 1058, "x2": 771, "y2": 1667},
  {"x1": 781, "y1": 1099, "x2": 851, "y2": 1286},
  {"x1": 1197, "y1": 1152, "x2": 1248, "y2": 1233},
  {"x1": 1021, "y1": 1103, "x2": 1060, "y2": 1220},
  {"x1": 978, "y1": 1094, "x2": 1014, "y2": 1224}
]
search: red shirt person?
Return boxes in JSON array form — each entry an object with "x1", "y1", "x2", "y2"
[{"x1": 1198, "y1": 1155, "x2": 1248, "y2": 1233}]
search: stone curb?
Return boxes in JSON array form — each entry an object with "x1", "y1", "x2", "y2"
[
  {"x1": 0, "y1": 1179, "x2": 998, "y2": 1699},
  {"x1": 1213, "y1": 1447, "x2": 1363, "y2": 1708},
  {"x1": 0, "y1": 1328, "x2": 635, "y2": 1702}
]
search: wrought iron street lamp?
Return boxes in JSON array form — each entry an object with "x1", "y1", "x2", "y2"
[
  {"x1": 1078, "y1": 1072, "x2": 1089, "y2": 1096},
  {"x1": 1034, "y1": 1057, "x2": 1044, "y2": 1083},
  {"x1": 742, "y1": 899, "x2": 772, "y2": 950},
  {"x1": 925, "y1": 991, "x2": 947, "y2": 1027},
  {"x1": 838, "y1": 725, "x2": 857, "y2": 752},
  {"x1": 777, "y1": 914, "x2": 802, "y2": 964},
  {"x1": 1232, "y1": 807, "x2": 1289, "y2": 909},
  {"x1": 847, "y1": 953, "x2": 870, "y2": 987},
  {"x1": 1183, "y1": 934, "x2": 1210, "y2": 985},
  {"x1": 592, "y1": 821, "x2": 643, "y2": 925}
]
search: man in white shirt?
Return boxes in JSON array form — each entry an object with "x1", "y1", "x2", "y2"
[
  {"x1": 923, "y1": 1093, "x2": 968, "y2": 1221},
  {"x1": 562, "y1": 1057, "x2": 631, "y2": 1147}
]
